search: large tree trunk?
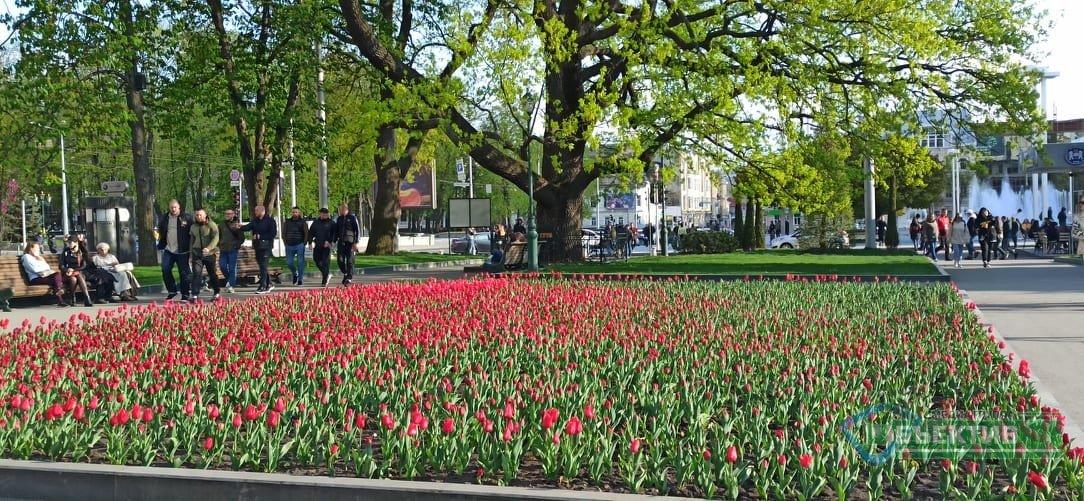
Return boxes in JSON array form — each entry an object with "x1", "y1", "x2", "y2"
[
  {"x1": 367, "y1": 125, "x2": 401, "y2": 254},
  {"x1": 885, "y1": 175, "x2": 899, "y2": 249},
  {"x1": 121, "y1": 0, "x2": 157, "y2": 266},
  {"x1": 537, "y1": 189, "x2": 584, "y2": 263}
]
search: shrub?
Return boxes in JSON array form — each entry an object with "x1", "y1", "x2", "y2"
[{"x1": 677, "y1": 230, "x2": 740, "y2": 254}]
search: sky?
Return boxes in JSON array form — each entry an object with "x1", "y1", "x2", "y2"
[
  {"x1": 0, "y1": 0, "x2": 1081, "y2": 120},
  {"x1": 1034, "y1": 0, "x2": 1084, "y2": 121}
]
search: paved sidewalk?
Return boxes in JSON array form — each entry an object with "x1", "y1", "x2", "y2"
[
  {"x1": 1, "y1": 268, "x2": 466, "y2": 329},
  {"x1": 945, "y1": 253, "x2": 1084, "y2": 434}
]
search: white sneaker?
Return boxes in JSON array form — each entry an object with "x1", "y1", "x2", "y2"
[{"x1": 227, "y1": 286, "x2": 235, "y2": 294}]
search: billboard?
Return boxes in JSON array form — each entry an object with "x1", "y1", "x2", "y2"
[
  {"x1": 400, "y1": 160, "x2": 436, "y2": 209},
  {"x1": 448, "y1": 198, "x2": 491, "y2": 228},
  {"x1": 976, "y1": 135, "x2": 1007, "y2": 158},
  {"x1": 604, "y1": 193, "x2": 636, "y2": 209}
]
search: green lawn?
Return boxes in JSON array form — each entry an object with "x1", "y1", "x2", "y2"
[
  {"x1": 550, "y1": 250, "x2": 937, "y2": 276},
  {"x1": 133, "y1": 252, "x2": 476, "y2": 285}
]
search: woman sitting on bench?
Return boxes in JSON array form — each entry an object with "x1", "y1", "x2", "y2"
[
  {"x1": 21, "y1": 242, "x2": 67, "y2": 307},
  {"x1": 93, "y1": 242, "x2": 138, "y2": 301},
  {"x1": 60, "y1": 237, "x2": 95, "y2": 307}
]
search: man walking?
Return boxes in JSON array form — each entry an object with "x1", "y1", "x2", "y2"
[
  {"x1": 157, "y1": 199, "x2": 193, "y2": 302},
  {"x1": 513, "y1": 218, "x2": 526, "y2": 234},
  {"x1": 218, "y1": 209, "x2": 244, "y2": 293},
  {"x1": 283, "y1": 207, "x2": 309, "y2": 286},
  {"x1": 241, "y1": 205, "x2": 277, "y2": 294},
  {"x1": 189, "y1": 208, "x2": 221, "y2": 302},
  {"x1": 335, "y1": 204, "x2": 361, "y2": 285},
  {"x1": 307, "y1": 208, "x2": 336, "y2": 287}
]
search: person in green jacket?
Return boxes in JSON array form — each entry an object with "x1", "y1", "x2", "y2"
[{"x1": 190, "y1": 208, "x2": 221, "y2": 302}]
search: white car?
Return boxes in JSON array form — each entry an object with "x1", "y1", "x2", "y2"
[{"x1": 770, "y1": 230, "x2": 800, "y2": 249}]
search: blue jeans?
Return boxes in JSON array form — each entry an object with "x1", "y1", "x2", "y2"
[
  {"x1": 285, "y1": 244, "x2": 306, "y2": 281},
  {"x1": 219, "y1": 249, "x2": 239, "y2": 288},
  {"x1": 161, "y1": 249, "x2": 192, "y2": 296},
  {"x1": 952, "y1": 243, "x2": 963, "y2": 262},
  {"x1": 925, "y1": 240, "x2": 937, "y2": 260}
]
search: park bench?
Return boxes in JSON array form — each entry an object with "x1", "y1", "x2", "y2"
[
  {"x1": 0, "y1": 254, "x2": 63, "y2": 311},
  {"x1": 212, "y1": 247, "x2": 283, "y2": 286},
  {"x1": 463, "y1": 242, "x2": 527, "y2": 273}
]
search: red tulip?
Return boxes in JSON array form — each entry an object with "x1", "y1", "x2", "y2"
[
  {"x1": 565, "y1": 416, "x2": 583, "y2": 436},
  {"x1": 839, "y1": 456, "x2": 847, "y2": 468},
  {"x1": 799, "y1": 454, "x2": 813, "y2": 469},
  {"x1": 1028, "y1": 471, "x2": 1048, "y2": 489},
  {"x1": 541, "y1": 408, "x2": 559, "y2": 429},
  {"x1": 267, "y1": 411, "x2": 280, "y2": 428},
  {"x1": 355, "y1": 413, "x2": 367, "y2": 430},
  {"x1": 243, "y1": 404, "x2": 259, "y2": 421},
  {"x1": 726, "y1": 445, "x2": 738, "y2": 463},
  {"x1": 141, "y1": 408, "x2": 154, "y2": 423},
  {"x1": 1018, "y1": 360, "x2": 1031, "y2": 379},
  {"x1": 232, "y1": 414, "x2": 243, "y2": 428},
  {"x1": 273, "y1": 398, "x2": 286, "y2": 413},
  {"x1": 584, "y1": 404, "x2": 595, "y2": 420},
  {"x1": 330, "y1": 444, "x2": 340, "y2": 456},
  {"x1": 203, "y1": 437, "x2": 214, "y2": 450},
  {"x1": 440, "y1": 417, "x2": 455, "y2": 434},
  {"x1": 502, "y1": 401, "x2": 515, "y2": 420},
  {"x1": 207, "y1": 405, "x2": 220, "y2": 420},
  {"x1": 381, "y1": 413, "x2": 396, "y2": 430},
  {"x1": 703, "y1": 448, "x2": 711, "y2": 460},
  {"x1": 630, "y1": 438, "x2": 641, "y2": 454}
]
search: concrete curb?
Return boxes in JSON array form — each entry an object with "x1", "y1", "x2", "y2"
[
  {"x1": 955, "y1": 287, "x2": 1084, "y2": 444},
  {"x1": 0, "y1": 459, "x2": 687, "y2": 501}
]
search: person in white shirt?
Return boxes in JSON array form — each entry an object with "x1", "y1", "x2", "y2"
[
  {"x1": 21, "y1": 242, "x2": 67, "y2": 307},
  {"x1": 92, "y1": 242, "x2": 139, "y2": 301}
]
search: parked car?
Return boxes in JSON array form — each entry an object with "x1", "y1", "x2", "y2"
[
  {"x1": 769, "y1": 230, "x2": 800, "y2": 249},
  {"x1": 769, "y1": 229, "x2": 850, "y2": 249},
  {"x1": 452, "y1": 229, "x2": 602, "y2": 256}
]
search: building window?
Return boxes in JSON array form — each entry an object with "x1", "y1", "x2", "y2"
[{"x1": 920, "y1": 129, "x2": 945, "y2": 149}]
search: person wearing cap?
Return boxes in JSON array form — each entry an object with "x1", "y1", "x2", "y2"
[
  {"x1": 307, "y1": 208, "x2": 337, "y2": 287},
  {"x1": 965, "y1": 209, "x2": 977, "y2": 259}
]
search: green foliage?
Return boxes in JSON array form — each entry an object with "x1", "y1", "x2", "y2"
[{"x1": 677, "y1": 231, "x2": 740, "y2": 255}]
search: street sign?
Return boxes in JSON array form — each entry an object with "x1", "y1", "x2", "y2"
[
  {"x1": 456, "y1": 159, "x2": 466, "y2": 182},
  {"x1": 230, "y1": 169, "x2": 242, "y2": 187},
  {"x1": 453, "y1": 182, "x2": 471, "y2": 188},
  {"x1": 485, "y1": 184, "x2": 492, "y2": 194},
  {"x1": 101, "y1": 181, "x2": 129, "y2": 193}
]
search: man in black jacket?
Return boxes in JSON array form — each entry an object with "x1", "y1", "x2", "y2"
[
  {"x1": 157, "y1": 199, "x2": 194, "y2": 302},
  {"x1": 283, "y1": 207, "x2": 309, "y2": 286},
  {"x1": 307, "y1": 208, "x2": 336, "y2": 287},
  {"x1": 240, "y1": 205, "x2": 277, "y2": 294},
  {"x1": 335, "y1": 204, "x2": 361, "y2": 285}
]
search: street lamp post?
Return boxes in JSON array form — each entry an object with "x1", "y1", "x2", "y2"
[
  {"x1": 525, "y1": 89, "x2": 544, "y2": 271},
  {"x1": 31, "y1": 123, "x2": 71, "y2": 237},
  {"x1": 655, "y1": 161, "x2": 668, "y2": 256},
  {"x1": 645, "y1": 163, "x2": 658, "y2": 256}
]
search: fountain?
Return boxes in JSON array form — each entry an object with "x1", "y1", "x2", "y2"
[{"x1": 965, "y1": 175, "x2": 1071, "y2": 220}]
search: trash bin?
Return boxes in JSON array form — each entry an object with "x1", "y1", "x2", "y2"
[{"x1": 84, "y1": 196, "x2": 137, "y2": 264}]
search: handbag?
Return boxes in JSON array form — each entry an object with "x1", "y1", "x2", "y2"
[{"x1": 253, "y1": 239, "x2": 273, "y2": 251}]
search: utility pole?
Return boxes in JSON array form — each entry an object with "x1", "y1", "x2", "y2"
[
  {"x1": 316, "y1": 37, "x2": 329, "y2": 210},
  {"x1": 864, "y1": 157, "x2": 876, "y2": 249}
]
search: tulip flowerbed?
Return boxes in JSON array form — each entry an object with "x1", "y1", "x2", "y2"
[{"x1": 0, "y1": 277, "x2": 1080, "y2": 499}]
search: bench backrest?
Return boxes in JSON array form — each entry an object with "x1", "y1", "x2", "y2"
[
  {"x1": 505, "y1": 243, "x2": 527, "y2": 267},
  {"x1": 0, "y1": 254, "x2": 62, "y2": 297}
]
